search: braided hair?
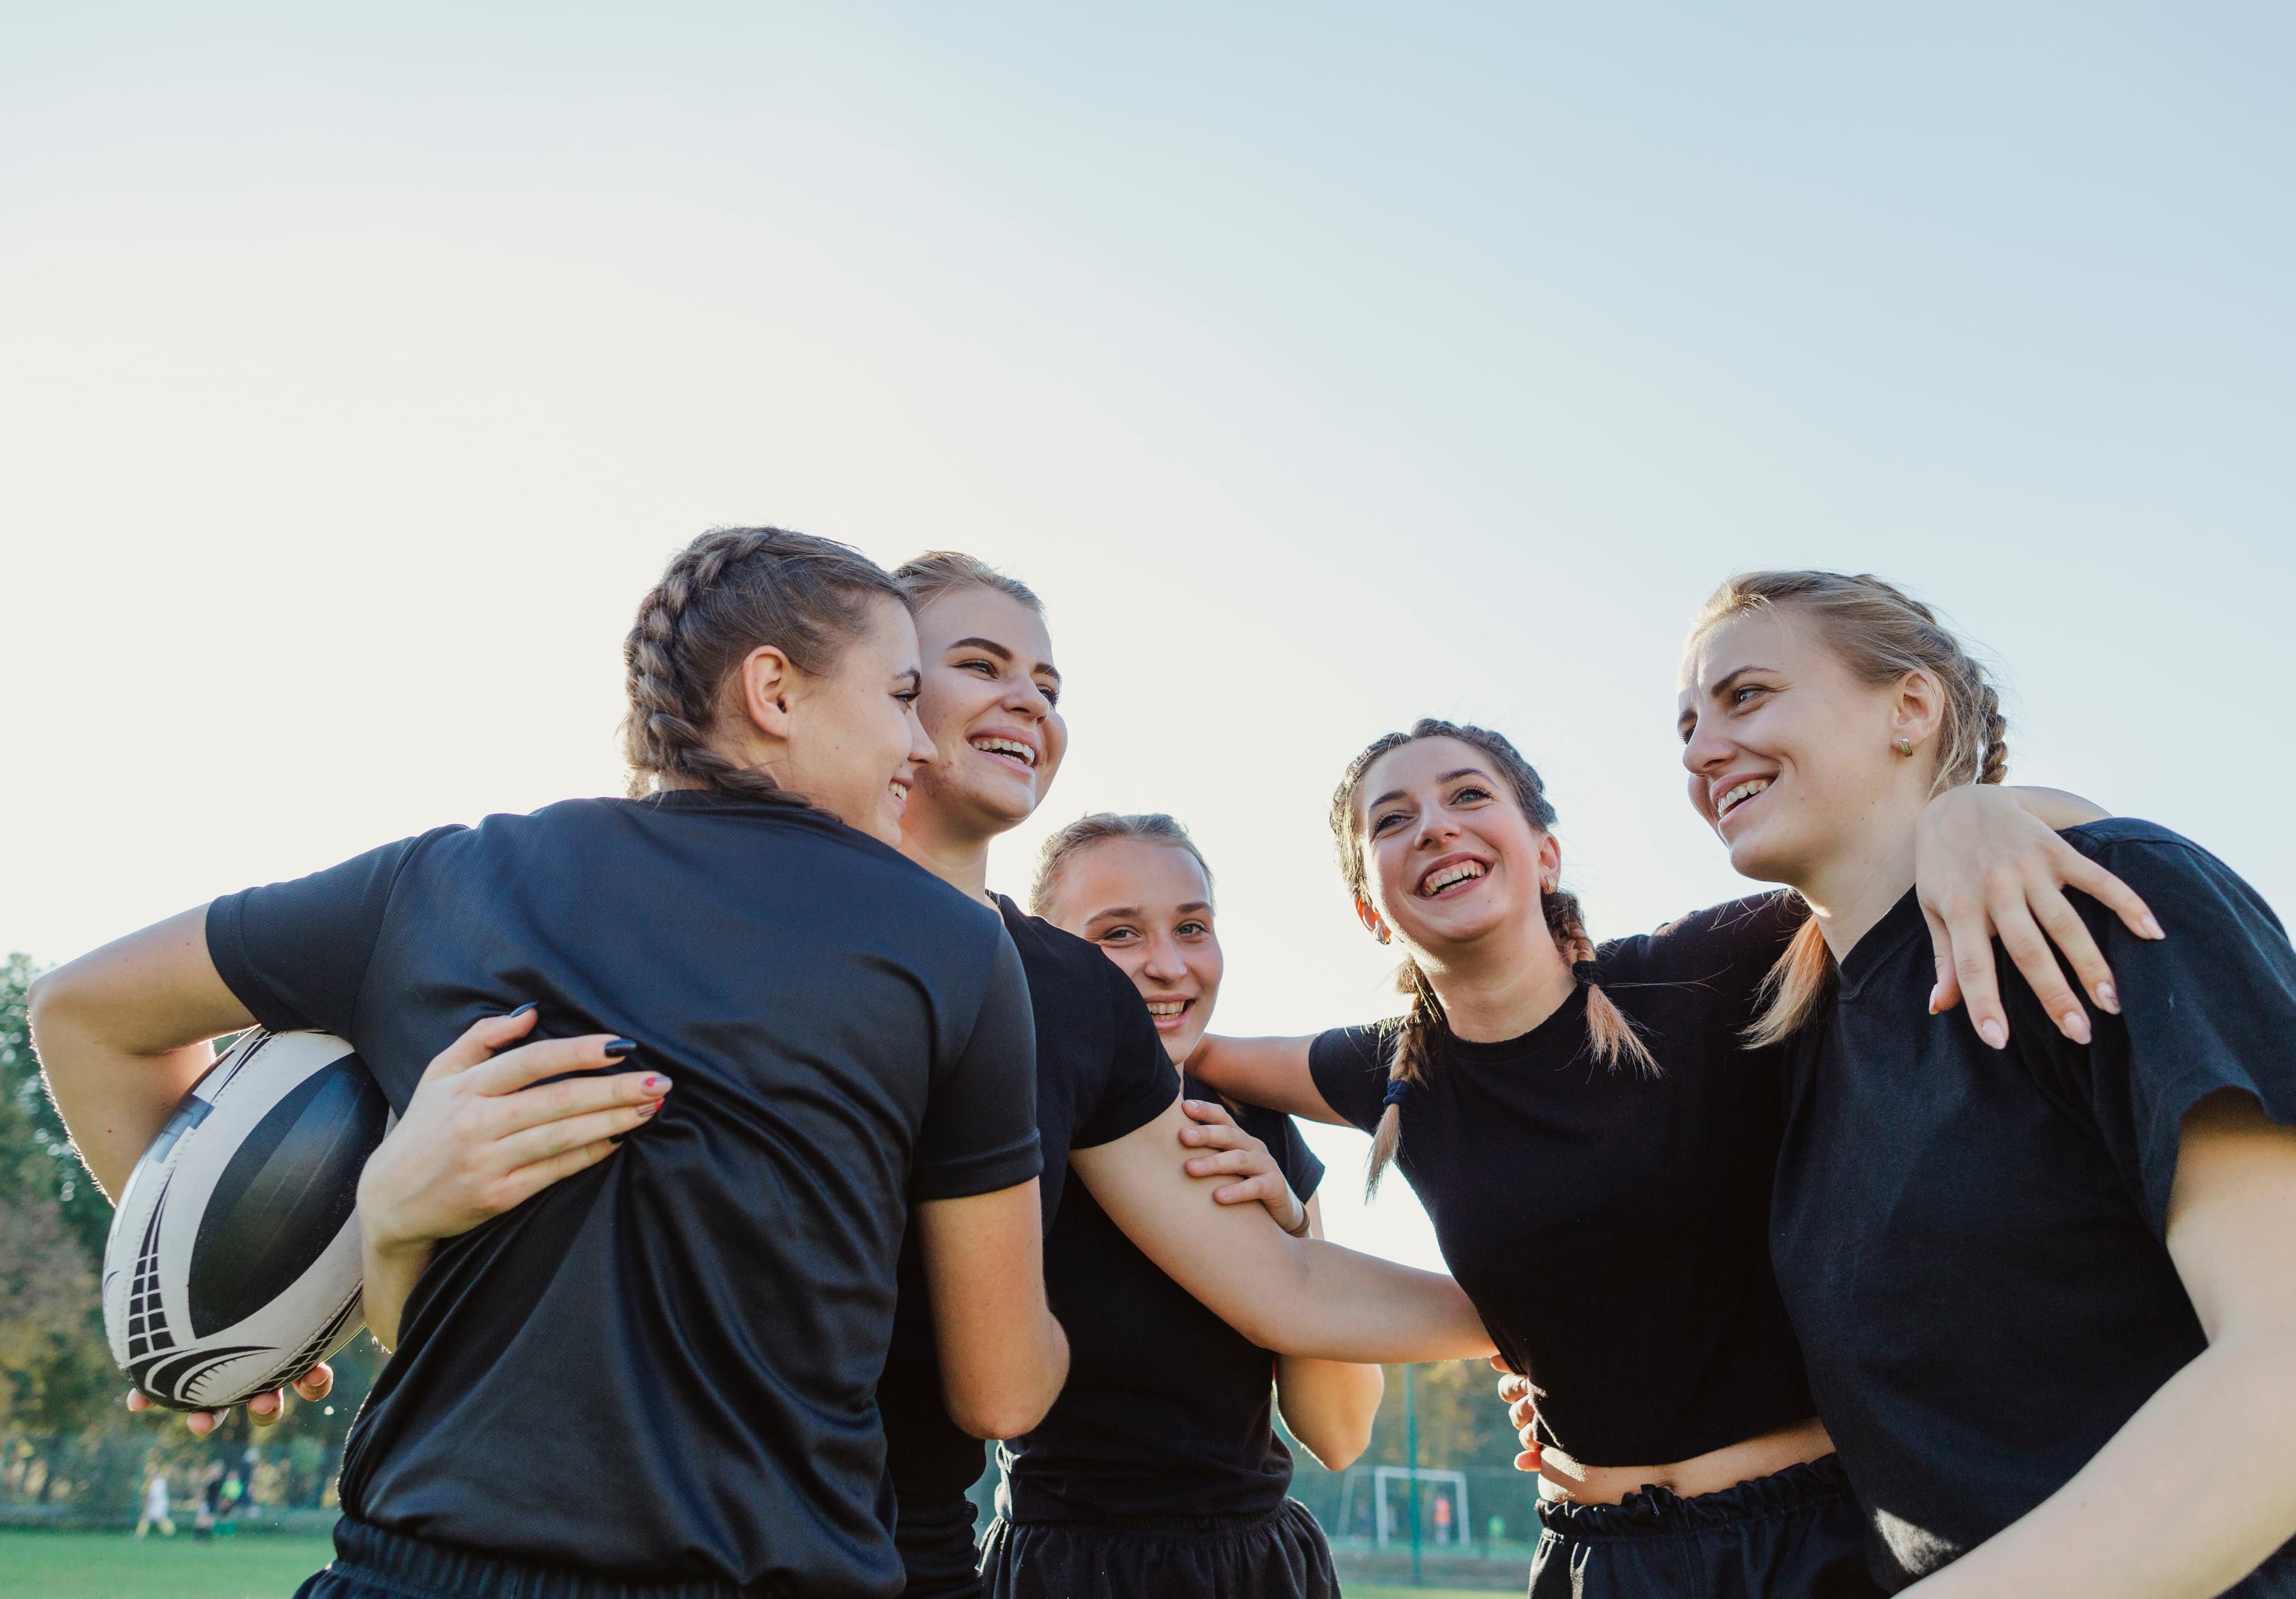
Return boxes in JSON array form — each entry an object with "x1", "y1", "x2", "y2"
[
  {"x1": 620, "y1": 526, "x2": 908, "y2": 806},
  {"x1": 1688, "y1": 570, "x2": 2010, "y2": 1047},
  {"x1": 1330, "y1": 719, "x2": 1658, "y2": 1196}
]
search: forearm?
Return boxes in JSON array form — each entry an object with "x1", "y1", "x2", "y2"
[
  {"x1": 1910, "y1": 1338, "x2": 2296, "y2": 1598},
  {"x1": 2005, "y1": 785, "x2": 2110, "y2": 831},
  {"x1": 1186, "y1": 1034, "x2": 1344, "y2": 1124},
  {"x1": 358, "y1": 1228, "x2": 432, "y2": 1353},
  {"x1": 1274, "y1": 1355, "x2": 1384, "y2": 1470}
]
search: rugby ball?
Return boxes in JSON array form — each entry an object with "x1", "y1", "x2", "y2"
[{"x1": 103, "y1": 1030, "x2": 390, "y2": 1411}]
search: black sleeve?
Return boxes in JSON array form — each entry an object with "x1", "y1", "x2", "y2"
[
  {"x1": 1276, "y1": 1113, "x2": 1327, "y2": 1204},
  {"x1": 1598, "y1": 890, "x2": 1808, "y2": 1031},
  {"x1": 2017, "y1": 823, "x2": 2296, "y2": 1238},
  {"x1": 915, "y1": 930, "x2": 1045, "y2": 1201},
  {"x1": 1070, "y1": 961, "x2": 1180, "y2": 1150},
  {"x1": 1307, "y1": 1024, "x2": 1395, "y2": 1135},
  {"x1": 204, "y1": 832, "x2": 442, "y2": 1037}
]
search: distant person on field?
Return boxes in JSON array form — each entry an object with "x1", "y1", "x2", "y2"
[{"x1": 137, "y1": 1467, "x2": 174, "y2": 1539}]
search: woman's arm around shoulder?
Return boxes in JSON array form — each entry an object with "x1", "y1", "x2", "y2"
[
  {"x1": 1186, "y1": 1034, "x2": 1355, "y2": 1127},
  {"x1": 1272, "y1": 1193, "x2": 1386, "y2": 1469}
]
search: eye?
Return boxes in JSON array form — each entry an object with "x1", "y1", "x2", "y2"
[
  {"x1": 961, "y1": 658, "x2": 999, "y2": 679},
  {"x1": 1451, "y1": 784, "x2": 1492, "y2": 805},
  {"x1": 894, "y1": 689, "x2": 921, "y2": 705},
  {"x1": 1176, "y1": 919, "x2": 1210, "y2": 938},
  {"x1": 1732, "y1": 684, "x2": 1768, "y2": 708},
  {"x1": 1370, "y1": 811, "x2": 1407, "y2": 836},
  {"x1": 1095, "y1": 926, "x2": 1140, "y2": 946},
  {"x1": 1037, "y1": 680, "x2": 1061, "y2": 706}
]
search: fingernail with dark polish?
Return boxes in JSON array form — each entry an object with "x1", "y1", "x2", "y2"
[
  {"x1": 604, "y1": 1039, "x2": 638, "y2": 1059},
  {"x1": 505, "y1": 1002, "x2": 538, "y2": 1020}
]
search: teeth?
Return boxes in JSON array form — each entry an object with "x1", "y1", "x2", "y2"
[
  {"x1": 1718, "y1": 779, "x2": 1771, "y2": 816},
  {"x1": 1422, "y1": 861, "x2": 1487, "y2": 895},
  {"x1": 970, "y1": 736, "x2": 1036, "y2": 767},
  {"x1": 1145, "y1": 1001, "x2": 1186, "y2": 1017}
]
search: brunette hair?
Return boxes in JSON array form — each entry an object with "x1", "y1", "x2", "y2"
[
  {"x1": 1029, "y1": 812, "x2": 1214, "y2": 921},
  {"x1": 1331, "y1": 719, "x2": 1657, "y2": 1194},
  {"x1": 621, "y1": 525, "x2": 908, "y2": 806},
  {"x1": 891, "y1": 551, "x2": 1045, "y2": 615},
  {"x1": 1689, "y1": 570, "x2": 2010, "y2": 1047}
]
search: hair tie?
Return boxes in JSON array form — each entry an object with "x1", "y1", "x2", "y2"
[
  {"x1": 1382, "y1": 1078, "x2": 1411, "y2": 1109},
  {"x1": 1572, "y1": 960, "x2": 1600, "y2": 987}
]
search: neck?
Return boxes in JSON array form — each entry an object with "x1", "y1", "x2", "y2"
[
  {"x1": 1416, "y1": 915, "x2": 1577, "y2": 1044},
  {"x1": 1797, "y1": 808, "x2": 1922, "y2": 964},
  {"x1": 900, "y1": 807, "x2": 999, "y2": 906}
]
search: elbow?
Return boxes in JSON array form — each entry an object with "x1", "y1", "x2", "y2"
[
  {"x1": 946, "y1": 1324, "x2": 1069, "y2": 1442},
  {"x1": 1301, "y1": 1425, "x2": 1372, "y2": 1473},
  {"x1": 24, "y1": 966, "x2": 80, "y2": 1066}
]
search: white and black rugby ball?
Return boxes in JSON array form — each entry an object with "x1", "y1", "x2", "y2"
[{"x1": 103, "y1": 1030, "x2": 390, "y2": 1411}]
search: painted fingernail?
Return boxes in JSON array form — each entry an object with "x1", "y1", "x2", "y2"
[
  {"x1": 604, "y1": 1039, "x2": 638, "y2": 1059},
  {"x1": 2096, "y1": 982, "x2": 2120, "y2": 1013},
  {"x1": 641, "y1": 1074, "x2": 668, "y2": 1092},
  {"x1": 2141, "y1": 914, "x2": 2165, "y2": 940},
  {"x1": 640, "y1": 1099, "x2": 664, "y2": 1117},
  {"x1": 2060, "y1": 1010, "x2": 2092, "y2": 1044},
  {"x1": 505, "y1": 1002, "x2": 538, "y2": 1020},
  {"x1": 1980, "y1": 1019, "x2": 2007, "y2": 1050}
]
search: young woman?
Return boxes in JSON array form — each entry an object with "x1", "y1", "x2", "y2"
[
  {"x1": 1678, "y1": 571, "x2": 2296, "y2": 1597},
  {"x1": 1189, "y1": 717, "x2": 2152, "y2": 1599},
  {"x1": 974, "y1": 811, "x2": 1383, "y2": 1598},
  {"x1": 325, "y1": 552, "x2": 1496, "y2": 1599},
  {"x1": 30, "y1": 528, "x2": 1068, "y2": 1599}
]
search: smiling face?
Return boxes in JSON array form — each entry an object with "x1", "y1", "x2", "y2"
[
  {"x1": 1677, "y1": 607, "x2": 1943, "y2": 889},
  {"x1": 1046, "y1": 837, "x2": 1222, "y2": 1066},
  {"x1": 1352, "y1": 736, "x2": 1561, "y2": 959},
  {"x1": 771, "y1": 594, "x2": 938, "y2": 847},
  {"x1": 908, "y1": 585, "x2": 1068, "y2": 842}
]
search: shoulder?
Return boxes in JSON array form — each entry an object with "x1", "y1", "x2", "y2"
[
  {"x1": 1596, "y1": 889, "x2": 1806, "y2": 985},
  {"x1": 997, "y1": 899, "x2": 1125, "y2": 1014},
  {"x1": 1309, "y1": 1020, "x2": 1397, "y2": 1076},
  {"x1": 2061, "y1": 818, "x2": 2285, "y2": 934}
]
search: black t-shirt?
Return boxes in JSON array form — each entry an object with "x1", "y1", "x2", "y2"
[
  {"x1": 204, "y1": 792, "x2": 1042, "y2": 1597},
  {"x1": 996, "y1": 1073, "x2": 1327, "y2": 1524},
  {"x1": 1309, "y1": 893, "x2": 1814, "y2": 1468},
  {"x1": 1772, "y1": 820, "x2": 2296, "y2": 1593},
  {"x1": 878, "y1": 901, "x2": 1177, "y2": 1581}
]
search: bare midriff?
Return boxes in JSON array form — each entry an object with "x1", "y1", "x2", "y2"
[{"x1": 1537, "y1": 1416, "x2": 1835, "y2": 1506}]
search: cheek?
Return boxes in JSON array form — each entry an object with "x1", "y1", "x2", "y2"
[{"x1": 1190, "y1": 944, "x2": 1223, "y2": 1000}]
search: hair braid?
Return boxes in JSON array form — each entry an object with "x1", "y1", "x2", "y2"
[
  {"x1": 1543, "y1": 888, "x2": 1659, "y2": 1077},
  {"x1": 619, "y1": 525, "x2": 906, "y2": 808},
  {"x1": 1366, "y1": 956, "x2": 1446, "y2": 1197}
]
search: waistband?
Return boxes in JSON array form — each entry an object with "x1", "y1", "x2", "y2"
[
  {"x1": 1535, "y1": 1455, "x2": 1855, "y2": 1542},
  {"x1": 992, "y1": 1498, "x2": 1312, "y2": 1540},
  {"x1": 329, "y1": 1516, "x2": 758, "y2": 1599}
]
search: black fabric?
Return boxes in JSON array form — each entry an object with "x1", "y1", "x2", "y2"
[
  {"x1": 996, "y1": 1074, "x2": 1327, "y2": 1526},
  {"x1": 209, "y1": 791, "x2": 1042, "y2": 1598},
  {"x1": 978, "y1": 1500, "x2": 1337, "y2": 1599},
  {"x1": 1308, "y1": 892, "x2": 1814, "y2": 1468},
  {"x1": 1526, "y1": 1457, "x2": 1879, "y2": 1599},
  {"x1": 298, "y1": 1517, "x2": 757, "y2": 1599},
  {"x1": 1772, "y1": 819, "x2": 2296, "y2": 1594},
  {"x1": 881, "y1": 898, "x2": 1178, "y2": 1596}
]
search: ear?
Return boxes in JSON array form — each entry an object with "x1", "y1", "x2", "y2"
[
  {"x1": 1535, "y1": 831, "x2": 1563, "y2": 890},
  {"x1": 1890, "y1": 668, "x2": 1949, "y2": 753},
  {"x1": 732, "y1": 645, "x2": 799, "y2": 741},
  {"x1": 1353, "y1": 895, "x2": 1391, "y2": 944}
]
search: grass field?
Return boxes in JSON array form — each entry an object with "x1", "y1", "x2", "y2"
[
  {"x1": 0, "y1": 1530, "x2": 1504, "y2": 1598},
  {"x1": 0, "y1": 1530, "x2": 338, "y2": 1598}
]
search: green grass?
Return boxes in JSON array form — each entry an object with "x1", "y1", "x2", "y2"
[
  {"x1": 1344, "y1": 1588, "x2": 1513, "y2": 1598},
  {"x1": 0, "y1": 1529, "x2": 338, "y2": 1598}
]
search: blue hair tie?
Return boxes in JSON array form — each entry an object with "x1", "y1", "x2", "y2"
[{"x1": 1382, "y1": 1078, "x2": 1411, "y2": 1109}]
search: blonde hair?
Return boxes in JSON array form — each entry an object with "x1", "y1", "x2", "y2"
[
  {"x1": 1689, "y1": 570, "x2": 2009, "y2": 1048},
  {"x1": 1331, "y1": 719, "x2": 1657, "y2": 1195},
  {"x1": 891, "y1": 551, "x2": 1043, "y2": 615},
  {"x1": 1029, "y1": 812, "x2": 1214, "y2": 921},
  {"x1": 621, "y1": 527, "x2": 906, "y2": 806}
]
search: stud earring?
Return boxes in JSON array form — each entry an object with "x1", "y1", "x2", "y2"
[
  {"x1": 1894, "y1": 737, "x2": 1915, "y2": 756},
  {"x1": 1541, "y1": 877, "x2": 1556, "y2": 894}
]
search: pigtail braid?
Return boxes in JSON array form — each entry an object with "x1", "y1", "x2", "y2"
[
  {"x1": 1543, "y1": 888, "x2": 1660, "y2": 1077},
  {"x1": 619, "y1": 525, "x2": 906, "y2": 807},
  {"x1": 1366, "y1": 956, "x2": 1446, "y2": 1197}
]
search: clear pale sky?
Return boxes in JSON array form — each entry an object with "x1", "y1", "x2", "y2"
[{"x1": 4, "y1": 5, "x2": 2290, "y2": 1268}]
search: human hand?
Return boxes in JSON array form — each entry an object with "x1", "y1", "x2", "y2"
[
  {"x1": 1915, "y1": 786, "x2": 2162, "y2": 1048},
  {"x1": 1492, "y1": 1356, "x2": 1544, "y2": 1474},
  {"x1": 1178, "y1": 1098, "x2": 1309, "y2": 1236},
  {"x1": 124, "y1": 1363, "x2": 333, "y2": 1436},
  {"x1": 358, "y1": 1007, "x2": 668, "y2": 1260}
]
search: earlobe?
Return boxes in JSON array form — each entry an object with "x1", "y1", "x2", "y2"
[{"x1": 738, "y1": 646, "x2": 798, "y2": 740}]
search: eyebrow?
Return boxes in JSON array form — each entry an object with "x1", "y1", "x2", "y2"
[
  {"x1": 1679, "y1": 665, "x2": 1779, "y2": 730},
  {"x1": 896, "y1": 668, "x2": 921, "y2": 690},
  {"x1": 1366, "y1": 768, "x2": 1491, "y2": 812},
  {"x1": 947, "y1": 636, "x2": 1062, "y2": 686},
  {"x1": 1083, "y1": 901, "x2": 1214, "y2": 925}
]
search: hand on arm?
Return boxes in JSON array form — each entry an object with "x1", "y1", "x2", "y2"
[
  {"x1": 1070, "y1": 1099, "x2": 1493, "y2": 1363},
  {"x1": 1915, "y1": 785, "x2": 2163, "y2": 1050},
  {"x1": 1178, "y1": 1099, "x2": 1309, "y2": 1235},
  {"x1": 914, "y1": 1179, "x2": 1068, "y2": 1440},
  {"x1": 1907, "y1": 1091, "x2": 2296, "y2": 1599},
  {"x1": 357, "y1": 1008, "x2": 671, "y2": 1350},
  {"x1": 1271, "y1": 1194, "x2": 1386, "y2": 1470}
]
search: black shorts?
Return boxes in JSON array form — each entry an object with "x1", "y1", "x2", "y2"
[
  {"x1": 978, "y1": 1499, "x2": 1337, "y2": 1599},
  {"x1": 293, "y1": 1516, "x2": 753, "y2": 1599},
  {"x1": 1528, "y1": 1456, "x2": 1880, "y2": 1599}
]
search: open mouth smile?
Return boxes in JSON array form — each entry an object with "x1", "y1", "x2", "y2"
[
  {"x1": 1143, "y1": 996, "x2": 1195, "y2": 1031},
  {"x1": 1418, "y1": 858, "x2": 1489, "y2": 898},
  {"x1": 1714, "y1": 778, "x2": 1772, "y2": 823},
  {"x1": 969, "y1": 735, "x2": 1037, "y2": 771}
]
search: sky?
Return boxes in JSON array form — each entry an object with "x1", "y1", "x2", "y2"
[{"x1": 3, "y1": 4, "x2": 2291, "y2": 1269}]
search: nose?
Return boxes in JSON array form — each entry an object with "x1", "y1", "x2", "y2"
[
  {"x1": 1140, "y1": 933, "x2": 1187, "y2": 983},
  {"x1": 908, "y1": 708, "x2": 939, "y2": 767},
  {"x1": 1413, "y1": 808, "x2": 1460, "y2": 851},
  {"x1": 1680, "y1": 712, "x2": 1733, "y2": 780},
  {"x1": 1005, "y1": 677, "x2": 1052, "y2": 719}
]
